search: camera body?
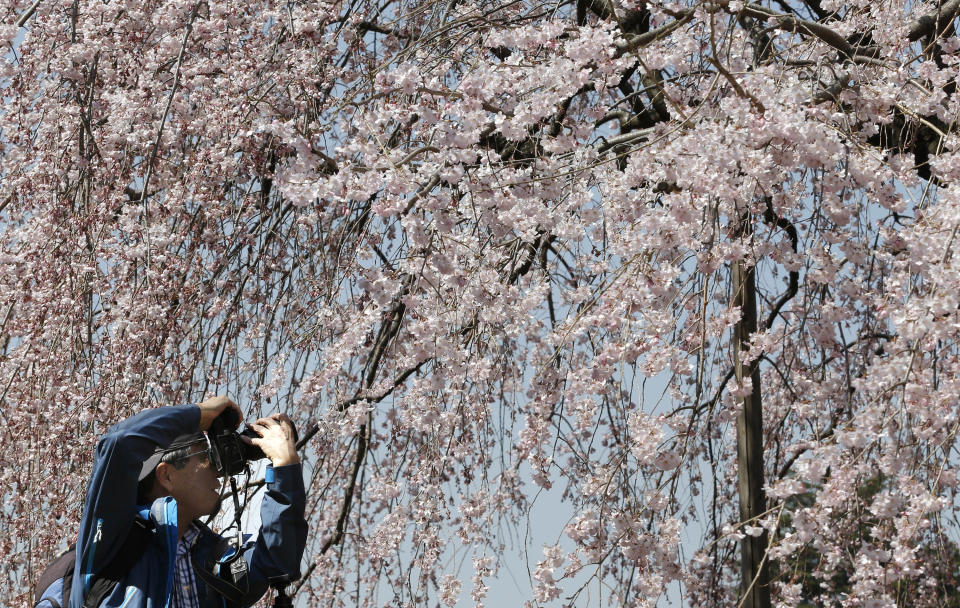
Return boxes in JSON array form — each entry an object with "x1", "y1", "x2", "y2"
[{"x1": 208, "y1": 409, "x2": 267, "y2": 477}]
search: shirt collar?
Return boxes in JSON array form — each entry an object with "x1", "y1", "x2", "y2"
[{"x1": 178, "y1": 523, "x2": 201, "y2": 553}]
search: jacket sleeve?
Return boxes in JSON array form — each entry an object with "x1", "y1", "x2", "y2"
[
  {"x1": 69, "y1": 405, "x2": 201, "y2": 608},
  {"x1": 238, "y1": 463, "x2": 309, "y2": 606}
]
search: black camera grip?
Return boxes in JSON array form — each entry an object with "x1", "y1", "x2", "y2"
[{"x1": 210, "y1": 407, "x2": 241, "y2": 433}]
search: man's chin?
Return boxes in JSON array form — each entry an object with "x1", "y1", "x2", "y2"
[{"x1": 207, "y1": 497, "x2": 222, "y2": 517}]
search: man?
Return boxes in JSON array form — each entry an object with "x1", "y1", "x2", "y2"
[{"x1": 47, "y1": 396, "x2": 308, "y2": 608}]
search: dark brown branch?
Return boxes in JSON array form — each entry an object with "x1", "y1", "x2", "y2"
[
  {"x1": 400, "y1": 173, "x2": 440, "y2": 216},
  {"x1": 319, "y1": 421, "x2": 369, "y2": 555},
  {"x1": 358, "y1": 20, "x2": 395, "y2": 36},
  {"x1": 294, "y1": 562, "x2": 318, "y2": 593},
  {"x1": 507, "y1": 233, "x2": 554, "y2": 284},
  {"x1": 776, "y1": 424, "x2": 836, "y2": 480},
  {"x1": 741, "y1": 4, "x2": 879, "y2": 59},
  {"x1": 596, "y1": 128, "x2": 654, "y2": 154},
  {"x1": 581, "y1": 0, "x2": 616, "y2": 21},
  {"x1": 360, "y1": 287, "x2": 411, "y2": 391},
  {"x1": 305, "y1": 277, "x2": 412, "y2": 557},
  {"x1": 618, "y1": 11, "x2": 694, "y2": 55},
  {"x1": 699, "y1": 366, "x2": 738, "y2": 415},
  {"x1": 707, "y1": 56, "x2": 766, "y2": 114},
  {"x1": 908, "y1": 0, "x2": 960, "y2": 41},
  {"x1": 800, "y1": 0, "x2": 833, "y2": 21},
  {"x1": 260, "y1": 149, "x2": 277, "y2": 209},
  {"x1": 762, "y1": 200, "x2": 799, "y2": 330}
]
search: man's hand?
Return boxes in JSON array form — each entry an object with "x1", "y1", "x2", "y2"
[
  {"x1": 242, "y1": 413, "x2": 300, "y2": 467},
  {"x1": 197, "y1": 395, "x2": 242, "y2": 431}
]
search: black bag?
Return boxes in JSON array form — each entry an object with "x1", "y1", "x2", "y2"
[{"x1": 33, "y1": 517, "x2": 154, "y2": 608}]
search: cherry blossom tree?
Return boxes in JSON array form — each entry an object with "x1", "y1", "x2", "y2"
[{"x1": 4, "y1": 0, "x2": 960, "y2": 605}]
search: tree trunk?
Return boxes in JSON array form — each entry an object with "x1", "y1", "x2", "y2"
[{"x1": 732, "y1": 219, "x2": 771, "y2": 608}]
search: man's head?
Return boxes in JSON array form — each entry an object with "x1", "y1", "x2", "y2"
[{"x1": 136, "y1": 435, "x2": 222, "y2": 521}]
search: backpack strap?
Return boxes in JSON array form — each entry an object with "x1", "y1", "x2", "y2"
[
  {"x1": 34, "y1": 516, "x2": 154, "y2": 608},
  {"x1": 80, "y1": 516, "x2": 154, "y2": 608},
  {"x1": 33, "y1": 547, "x2": 76, "y2": 606}
]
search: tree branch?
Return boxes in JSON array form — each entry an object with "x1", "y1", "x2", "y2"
[
  {"x1": 908, "y1": 0, "x2": 960, "y2": 41},
  {"x1": 762, "y1": 200, "x2": 799, "y2": 330},
  {"x1": 741, "y1": 3, "x2": 879, "y2": 59},
  {"x1": 15, "y1": 0, "x2": 42, "y2": 27},
  {"x1": 319, "y1": 421, "x2": 369, "y2": 555}
]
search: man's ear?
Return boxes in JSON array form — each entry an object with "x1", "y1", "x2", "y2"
[{"x1": 154, "y1": 462, "x2": 176, "y2": 495}]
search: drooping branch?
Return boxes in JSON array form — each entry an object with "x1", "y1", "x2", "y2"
[
  {"x1": 762, "y1": 199, "x2": 799, "y2": 330},
  {"x1": 319, "y1": 420, "x2": 369, "y2": 555},
  {"x1": 311, "y1": 283, "x2": 411, "y2": 554}
]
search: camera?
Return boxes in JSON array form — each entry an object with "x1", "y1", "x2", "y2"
[{"x1": 208, "y1": 409, "x2": 297, "y2": 477}]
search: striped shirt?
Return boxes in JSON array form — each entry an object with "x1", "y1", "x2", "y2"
[{"x1": 171, "y1": 524, "x2": 201, "y2": 608}]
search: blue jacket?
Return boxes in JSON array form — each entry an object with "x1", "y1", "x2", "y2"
[{"x1": 37, "y1": 405, "x2": 308, "y2": 608}]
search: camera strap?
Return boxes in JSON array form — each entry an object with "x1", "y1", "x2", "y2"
[
  {"x1": 191, "y1": 506, "x2": 249, "y2": 606},
  {"x1": 228, "y1": 476, "x2": 245, "y2": 553},
  {"x1": 192, "y1": 557, "x2": 248, "y2": 606},
  {"x1": 190, "y1": 473, "x2": 252, "y2": 606}
]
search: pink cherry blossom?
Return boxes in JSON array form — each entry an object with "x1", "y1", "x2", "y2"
[{"x1": 5, "y1": 0, "x2": 960, "y2": 605}]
